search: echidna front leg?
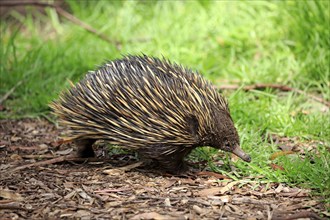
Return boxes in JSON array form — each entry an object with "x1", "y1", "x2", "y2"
[
  {"x1": 157, "y1": 156, "x2": 187, "y2": 173},
  {"x1": 74, "y1": 139, "x2": 96, "y2": 158},
  {"x1": 156, "y1": 148, "x2": 193, "y2": 174}
]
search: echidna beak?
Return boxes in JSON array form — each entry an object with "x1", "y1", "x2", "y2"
[{"x1": 232, "y1": 145, "x2": 251, "y2": 162}]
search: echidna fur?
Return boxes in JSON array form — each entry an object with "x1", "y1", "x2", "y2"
[{"x1": 51, "y1": 55, "x2": 251, "y2": 172}]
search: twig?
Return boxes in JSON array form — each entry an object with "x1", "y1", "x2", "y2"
[
  {"x1": 266, "y1": 205, "x2": 272, "y2": 220},
  {"x1": 219, "y1": 83, "x2": 292, "y2": 91},
  {"x1": 137, "y1": 195, "x2": 212, "y2": 206},
  {"x1": 232, "y1": 197, "x2": 272, "y2": 205},
  {"x1": 197, "y1": 171, "x2": 232, "y2": 179},
  {"x1": 21, "y1": 154, "x2": 56, "y2": 159},
  {"x1": 272, "y1": 211, "x2": 322, "y2": 220},
  {"x1": 0, "y1": 1, "x2": 121, "y2": 50},
  {"x1": 0, "y1": 1, "x2": 55, "y2": 8},
  {"x1": 11, "y1": 155, "x2": 73, "y2": 172},
  {"x1": 270, "y1": 151, "x2": 295, "y2": 160},
  {"x1": 0, "y1": 202, "x2": 26, "y2": 211},
  {"x1": 0, "y1": 80, "x2": 23, "y2": 104},
  {"x1": 55, "y1": 7, "x2": 122, "y2": 49},
  {"x1": 218, "y1": 83, "x2": 330, "y2": 108},
  {"x1": 10, "y1": 156, "x2": 108, "y2": 172}
]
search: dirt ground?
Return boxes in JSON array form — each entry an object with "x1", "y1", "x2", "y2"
[{"x1": 0, "y1": 119, "x2": 328, "y2": 219}]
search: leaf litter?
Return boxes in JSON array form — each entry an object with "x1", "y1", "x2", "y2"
[{"x1": 0, "y1": 119, "x2": 328, "y2": 219}]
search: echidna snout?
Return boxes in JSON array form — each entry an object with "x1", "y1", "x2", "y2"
[{"x1": 232, "y1": 145, "x2": 251, "y2": 162}]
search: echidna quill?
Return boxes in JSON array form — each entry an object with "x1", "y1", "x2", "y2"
[{"x1": 51, "y1": 55, "x2": 251, "y2": 172}]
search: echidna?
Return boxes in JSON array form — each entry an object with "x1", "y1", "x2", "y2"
[{"x1": 51, "y1": 55, "x2": 251, "y2": 172}]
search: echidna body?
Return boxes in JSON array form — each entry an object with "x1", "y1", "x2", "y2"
[{"x1": 51, "y1": 55, "x2": 251, "y2": 172}]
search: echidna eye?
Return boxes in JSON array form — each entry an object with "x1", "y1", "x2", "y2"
[{"x1": 223, "y1": 139, "x2": 231, "y2": 150}]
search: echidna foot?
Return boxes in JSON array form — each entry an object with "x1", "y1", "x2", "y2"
[
  {"x1": 74, "y1": 139, "x2": 96, "y2": 157},
  {"x1": 157, "y1": 159, "x2": 188, "y2": 174}
]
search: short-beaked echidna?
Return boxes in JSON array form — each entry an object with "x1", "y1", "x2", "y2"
[{"x1": 51, "y1": 55, "x2": 251, "y2": 172}]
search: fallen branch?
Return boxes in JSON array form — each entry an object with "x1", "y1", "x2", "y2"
[
  {"x1": 272, "y1": 211, "x2": 321, "y2": 220},
  {"x1": 197, "y1": 171, "x2": 232, "y2": 179},
  {"x1": 137, "y1": 195, "x2": 212, "y2": 207},
  {"x1": 0, "y1": 1, "x2": 121, "y2": 49},
  {"x1": 218, "y1": 83, "x2": 292, "y2": 91},
  {"x1": 10, "y1": 156, "x2": 110, "y2": 172},
  {"x1": 270, "y1": 150, "x2": 295, "y2": 160},
  {"x1": 0, "y1": 1, "x2": 54, "y2": 7},
  {"x1": 0, "y1": 202, "x2": 26, "y2": 211},
  {"x1": 0, "y1": 80, "x2": 23, "y2": 105},
  {"x1": 55, "y1": 7, "x2": 122, "y2": 49},
  {"x1": 21, "y1": 154, "x2": 56, "y2": 159},
  {"x1": 218, "y1": 83, "x2": 330, "y2": 108},
  {"x1": 11, "y1": 155, "x2": 73, "y2": 172},
  {"x1": 232, "y1": 197, "x2": 272, "y2": 205}
]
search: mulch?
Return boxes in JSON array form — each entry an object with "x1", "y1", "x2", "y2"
[{"x1": 0, "y1": 119, "x2": 328, "y2": 219}]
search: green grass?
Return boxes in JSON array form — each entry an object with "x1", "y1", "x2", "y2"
[{"x1": 1, "y1": 0, "x2": 329, "y2": 204}]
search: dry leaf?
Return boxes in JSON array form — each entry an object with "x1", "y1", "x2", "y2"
[
  {"x1": 270, "y1": 151, "x2": 295, "y2": 160},
  {"x1": 275, "y1": 184, "x2": 283, "y2": 193},
  {"x1": 103, "y1": 161, "x2": 143, "y2": 175},
  {"x1": 130, "y1": 212, "x2": 174, "y2": 220},
  {"x1": 270, "y1": 163, "x2": 284, "y2": 171},
  {"x1": 103, "y1": 168, "x2": 123, "y2": 176},
  {"x1": 197, "y1": 171, "x2": 231, "y2": 179},
  {"x1": 198, "y1": 187, "x2": 222, "y2": 197},
  {"x1": 198, "y1": 181, "x2": 242, "y2": 196},
  {"x1": 11, "y1": 136, "x2": 21, "y2": 142},
  {"x1": 219, "y1": 181, "x2": 243, "y2": 194},
  {"x1": 10, "y1": 154, "x2": 22, "y2": 160}
]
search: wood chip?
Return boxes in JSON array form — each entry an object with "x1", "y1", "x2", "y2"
[{"x1": 0, "y1": 189, "x2": 24, "y2": 201}]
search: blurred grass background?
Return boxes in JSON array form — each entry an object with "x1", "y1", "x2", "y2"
[{"x1": 1, "y1": 0, "x2": 329, "y2": 203}]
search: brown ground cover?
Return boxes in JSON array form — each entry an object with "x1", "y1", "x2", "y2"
[{"x1": 0, "y1": 119, "x2": 327, "y2": 219}]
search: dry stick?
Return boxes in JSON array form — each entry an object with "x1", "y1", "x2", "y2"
[
  {"x1": 55, "y1": 7, "x2": 122, "y2": 50},
  {"x1": 137, "y1": 195, "x2": 212, "y2": 207},
  {"x1": 218, "y1": 83, "x2": 330, "y2": 108},
  {"x1": 0, "y1": 1, "x2": 121, "y2": 50},
  {"x1": 232, "y1": 197, "x2": 272, "y2": 205},
  {"x1": 0, "y1": 202, "x2": 26, "y2": 211},
  {"x1": 11, "y1": 155, "x2": 72, "y2": 172},
  {"x1": 197, "y1": 171, "x2": 232, "y2": 179},
  {"x1": 22, "y1": 155, "x2": 57, "y2": 159},
  {"x1": 0, "y1": 80, "x2": 23, "y2": 105},
  {"x1": 0, "y1": 1, "x2": 55, "y2": 7},
  {"x1": 272, "y1": 211, "x2": 321, "y2": 220},
  {"x1": 10, "y1": 156, "x2": 107, "y2": 172}
]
